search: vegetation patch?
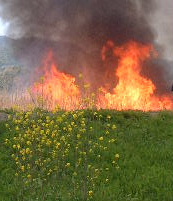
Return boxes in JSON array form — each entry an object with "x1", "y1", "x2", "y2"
[{"x1": 0, "y1": 110, "x2": 173, "y2": 201}]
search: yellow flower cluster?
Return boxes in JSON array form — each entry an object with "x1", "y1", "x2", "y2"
[{"x1": 5, "y1": 109, "x2": 119, "y2": 200}]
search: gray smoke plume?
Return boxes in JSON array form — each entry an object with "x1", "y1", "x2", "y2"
[
  {"x1": 150, "y1": 0, "x2": 173, "y2": 61},
  {"x1": 0, "y1": 0, "x2": 172, "y2": 93},
  {"x1": 0, "y1": 0, "x2": 155, "y2": 45}
]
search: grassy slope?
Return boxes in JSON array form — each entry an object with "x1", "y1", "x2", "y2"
[
  {"x1": 0, "y1": 121, "x2": 17, "y2": 201},
  {"x1": 0, "y1": 110, "x2": 173, "y2": 201}
]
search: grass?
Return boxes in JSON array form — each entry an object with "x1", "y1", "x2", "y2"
[{"x1": 0, "y1": 109, "x2": 173, "y2": 201}]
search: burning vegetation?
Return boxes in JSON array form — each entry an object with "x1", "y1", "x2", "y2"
[
  {"x1": 0, "y1": 0, "x2": 173, "y2": 111},
  {"x1": 34, "y1": 41, "x2": 173, "y2": 111}
]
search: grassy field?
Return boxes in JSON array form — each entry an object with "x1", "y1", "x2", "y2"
[{"x1": 0, "y1": 109, "x2": 173, "y2": 201}]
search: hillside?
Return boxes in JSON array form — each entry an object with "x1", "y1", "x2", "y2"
[{"x1": 0, "y1": 110, "x2": 173, "y2": 201}]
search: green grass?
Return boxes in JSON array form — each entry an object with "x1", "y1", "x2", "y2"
[{"x1": 0, "y1": 110, "x2": 173, "y2": 201}]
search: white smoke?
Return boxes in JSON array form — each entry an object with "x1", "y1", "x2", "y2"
[
  {"x1": 151, "y1": 0, "x2": 173, "y2": 61},
  {"x1": 0, "y1": 17, "x2": 9, "y2": 36}
]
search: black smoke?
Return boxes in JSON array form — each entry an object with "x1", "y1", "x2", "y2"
[
  {"x1": 0, "y1": 0, "x2": 155, "y2": 45},
  {"x1": 1, "y1": 0, "x2": 171, "y2": 93}
]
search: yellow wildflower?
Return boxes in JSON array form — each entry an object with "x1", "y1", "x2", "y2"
[
  {"x1": 99, "y1": 137, "x2": 104, "y2": 141},
  {"x1": 27, "y1": 174, "x2": 32, "y2": 179},
  {"x1": 65, "y1": 163, "x2": 71, "y2": 167},
  {"x1": 26, "y1": 148, "x2": 31, "y2": 154},
  {"x1": 21, "y1": 166, "x2": 25, "y2": 172},
  {"x1": 77, "y1": 134, "x2": 81, "y2": 139},
  {"x1": 115, "y1": 154, "x2": 120, "y2": 159},
  {"x1": 26, "y1": 141, "x2": 31, "y2": 145},
  {"x1": 88, "y1": 190, "x2": 94, "y2": 197},
  {"x1": 112, "y1": 124, "x2": 116, "y2": 129},
  {"x1": 17, "y1": 144, "x2": 21, "y2": 149}
]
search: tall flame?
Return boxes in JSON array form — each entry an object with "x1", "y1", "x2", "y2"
[
  {"x1": 99, "y1": 41, "x2": 173, "y2": 111},
  {"x1": 34, "y1": 41, "x2": 173, "y2": 111},
  {"x1": 34, "y1": 52, "x2": 81, "y2": 110}
]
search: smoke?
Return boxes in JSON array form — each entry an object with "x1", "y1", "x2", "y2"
[
  {"x1": 150, "y1": 0, "x2": 173, "y2": 61},
  {"x1": 0, "y1": 0, "x2": 155, "y2": 45},
  {"x1": 147, "y1": 0, "x2": 173, "y2": 90},
  {"x1": 0, "y1": 0, "x2": 172, "y2": 93}
]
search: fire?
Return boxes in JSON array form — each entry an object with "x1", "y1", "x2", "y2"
[
  {"x1": 34, "y1": 41, "x2": 173, "y2": 111},
  {"x1": 99, "y1": 41, "x2": 173, "y2": 111},
  {"x1": 34, "y1": 52, "x2": 81, "y2": 110}
]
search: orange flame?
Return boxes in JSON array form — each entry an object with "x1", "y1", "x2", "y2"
[
  {"x1": 34, "y1": 52, "x2": 81, "y2": 110},
  {"x1": 99, "y1": 41, "x2": 173, "y2": 111},
  {"x1": 34, "y1": 42, "x2": 173, "y2": 111}
]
